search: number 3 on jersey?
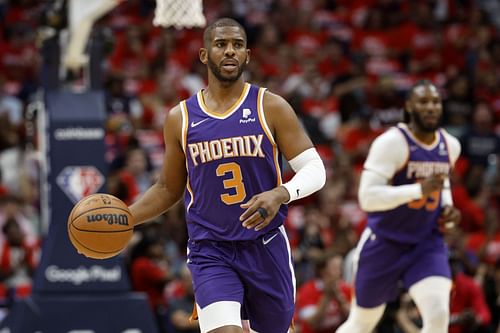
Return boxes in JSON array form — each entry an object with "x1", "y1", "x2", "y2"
[{"x1": 216, "y1": 162, "x2": 246, "y2": 205}]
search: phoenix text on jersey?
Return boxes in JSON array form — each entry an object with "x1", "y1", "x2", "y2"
[{"x1": 187, "y1": 134, "x2": 265, "y2": 166}]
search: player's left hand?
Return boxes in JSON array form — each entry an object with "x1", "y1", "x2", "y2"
[
  {"x1": 438, "y1": 205, "x2": 461, "y2": 233},
  {"x1": 239, "y1": 187, "x2": 290, "y2": 231}
]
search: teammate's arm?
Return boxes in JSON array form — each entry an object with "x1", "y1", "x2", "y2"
[
  {"x1": 439, "y1": 131, "x2": 462, "y2": 229},
  {"x1": 129, "y1": 105, "x2": 187, "y2": 226},
  {"x1": 358, "y1": 129, "x2": 444, "y2": 212},
  {"x1": 240, "y1": 91, "x2": 326, "y2": 230}
]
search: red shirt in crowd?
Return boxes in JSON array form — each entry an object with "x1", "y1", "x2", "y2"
[
  {"x1": 296, "y1": 280, "x2": 352, "y2": 333},
  {"x1": 451, "y1": 185, "x2": 485, "y2": 233},
  {"x1": 130, "y1": 257, "x2": 168, "y2": 309},
  {"x1": 449, "y1": 272, "x2": 491, "y2": 333},
  {"x1": 466, "y1": 232, "x2": 500, "y2": 265}
]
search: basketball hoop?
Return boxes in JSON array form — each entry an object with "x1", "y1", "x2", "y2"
[{"x1": 153, "y1": 0, "x2": 206, "y2": 29}]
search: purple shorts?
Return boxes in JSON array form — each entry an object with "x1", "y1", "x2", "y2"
[
  {"x1": 187, "y1": 227, "x2": 295, "y2": 333},
  {"x1": 354, "y1": 228, "x2": 451, "y2": 308}
]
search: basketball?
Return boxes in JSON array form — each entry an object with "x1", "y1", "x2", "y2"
[{"x1": 67, "y1": 193, "x2": 134, "y2": 259}]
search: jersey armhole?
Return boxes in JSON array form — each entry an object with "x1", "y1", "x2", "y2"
[
  {"x1": 180, "y1": 101, "x2": 189, "y2": 153},
  {"x1": 256, "y1": 88, "x2": 276, "y2": 146}
]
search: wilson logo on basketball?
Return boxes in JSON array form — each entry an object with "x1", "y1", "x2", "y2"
[{"x1": 87, "y1": 213, "x2": 129, "y2": 226}]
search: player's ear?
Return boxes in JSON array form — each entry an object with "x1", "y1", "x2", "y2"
[
  {"x1": 405, "y1": 100, "x2": 412, "y2": 113},
  {"x1": 245, "y1": 49, "x2": 250, "y2": 64},
  {"x1": 199, "y1": 48, "x2": 208, "y2": 65}
]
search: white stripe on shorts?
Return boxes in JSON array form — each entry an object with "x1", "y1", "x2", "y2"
[
  {"x1": 279, "y1": 225, "x2": 296, "y2": 301},
  {"x1": 352, "y1": 227, "x2": 373, "y2": 281}
]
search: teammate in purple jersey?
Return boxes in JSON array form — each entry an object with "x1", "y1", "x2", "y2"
[
  {"x1": 337, "y1": 81, "x2": 461, "y2": 333},
  {"x1": 129, "y1": 18, "x2": 326, "y2": 333}
]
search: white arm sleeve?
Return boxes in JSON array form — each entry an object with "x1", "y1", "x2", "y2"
[
  {"x1": 358, "y1": 170, "x2": 423, "y2": 211},
  {"x1": 282, "y1": 148, "x2": 326, "y2": 203},
  {"x1": 358, "y1": 127, "x2": 423, "y2": 212}
]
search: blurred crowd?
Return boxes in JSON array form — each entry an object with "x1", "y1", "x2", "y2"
[{"x1": 0, "y1": 0, "x2": 499, "y2": 332}]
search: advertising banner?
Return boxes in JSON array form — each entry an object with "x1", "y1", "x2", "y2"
[
  {"x1": 0, "y1": 91, "x2": 158, "y2": 332},
  {"x1": 33, "y1": 90, "x2": 130, "y2": 293}
]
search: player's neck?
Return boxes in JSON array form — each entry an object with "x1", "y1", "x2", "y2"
[
  {"x1": 409, "y1": 124, "x2": 436, "y2": 144},
  {"x1": 204, "y1": 78, "x2": 246, "y2": 112}
]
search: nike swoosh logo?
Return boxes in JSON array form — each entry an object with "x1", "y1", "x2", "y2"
[
  {"x1": 262, "y1": 233, "x2": 279, "y2": 245},
  {"x1": 191, "y1": 119, "x2": 209, "y2": 128}
]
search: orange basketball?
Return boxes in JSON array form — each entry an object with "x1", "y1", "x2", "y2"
[{"x1": 67, "y1": 193, "x2": 134, "y2": 259}]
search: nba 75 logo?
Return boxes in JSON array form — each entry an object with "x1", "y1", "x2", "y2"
[{"x1": 56, "y1": 166, "x2": 105, "y2": 203}]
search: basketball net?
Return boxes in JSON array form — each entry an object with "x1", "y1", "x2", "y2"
[{"x1": 153, "y1": 0, "x2": 206, "y2": 29}]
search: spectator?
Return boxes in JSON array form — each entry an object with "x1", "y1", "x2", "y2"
[
  {"x1": 443, "y1": 75, "x2": 474, "y2": 137},
  {"x1": 0, "y1": 75, "x2": 23, "y2": 131},
  {"x1": 445, "y1": 229, "x2": 479, "y2": 276},
  {"x1": 339, "y1": 109, "x2": 383, "y2": 168},
  {"x1": 0, "y1": 130, "x2": 31, "y2": 197},
  {"x1": 106, "y1": 170, "x2": 139, "y2": 206},
  {"x1": 0, "y1": 195, "x2": 38, "y2": 247},
  {"x1": 460, "y1": 102, "x2": 500, "y2": 170},
  {"x1": 449, "y1": 255, "x2": 492, "y2": 333},
  {"x1": 475, "y1": 259, "x2": 500, "y2": 333},
  {"x1": 295, "y1": 253, "x2": 351, "y2": 333},
  {"x1": 104, "y1": 75, "x2": 144, "y2": 133},
  {"x1": 293, "y1": 206, "x2": 331, "y2": 285},
  {"x1": 107, "y1": 26, "x2": 148, "y2": 80},
  {"x1": 121, "y1": 147, "x2": 153, "y2": 195},
  {"x1": 0, "y1": 218, "x2": 38, "y2": 296},
  {"x1": 129, "y1": 233, "x2": 171, "y2": 333},
  {"x1": 165, "y1": 263, "x2": 199, "y2": 333}
]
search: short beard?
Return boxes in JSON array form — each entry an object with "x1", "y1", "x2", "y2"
[
  {"x1": 412, "y1": 113, "x2": 440, "y2": 132},
  {"x1": 207, "y1": 55, "x2": 246, "y2": 83}
]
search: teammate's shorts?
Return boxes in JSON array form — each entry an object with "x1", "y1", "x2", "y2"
[
  {"x1": 354, "y1": 227, "x2": 451, "y2": 308},
  {"x1": 187, "y1": 226, "x2": 295, "y2": 333}
]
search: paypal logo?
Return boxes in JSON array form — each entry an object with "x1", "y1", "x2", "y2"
[{"x1": 240, "y1": 108, "x2": 256, "y2": 124}]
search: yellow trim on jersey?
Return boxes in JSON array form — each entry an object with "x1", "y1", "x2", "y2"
[
  {"x1": 180, "y1": 101, "x2": 188, "y2": 152},
  {"x1": 196, "y1": 82, "x2": 251, "y2": 119},
  {"x1": 257, "y1": 88, "x2": 283, "y2": 186},
  {"x1": 398, "y1": 123, "x2": 440, "y2": 150},
  {"x1": 257, "y1": 88, "x2": 276, "y2": 145},
  {"x1": 180, "y1": 101, "x2": 195, "y2": 211}
]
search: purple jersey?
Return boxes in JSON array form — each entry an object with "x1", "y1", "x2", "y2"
[
  {"x1": 180, "y1": 83, "x2": 287, "y2": 241},
  {"x1": 367, "y1": 125, "x2": 452, "y2": 244}
]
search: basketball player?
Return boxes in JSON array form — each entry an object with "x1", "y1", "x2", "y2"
[
  {"x1": 129, "y1": 18, "x2": 326, "y2": 333},
  {"x1": 336, "y1": 81, "x2": 461, "y2": 333}
]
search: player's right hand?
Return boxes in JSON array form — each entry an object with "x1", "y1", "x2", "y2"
[
  {"x1": 239, "y1": 187, "x2": 289, "y2": 231},
  {"x1": 420, "y1": 174, "x2": 445, "y2": 197}
]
